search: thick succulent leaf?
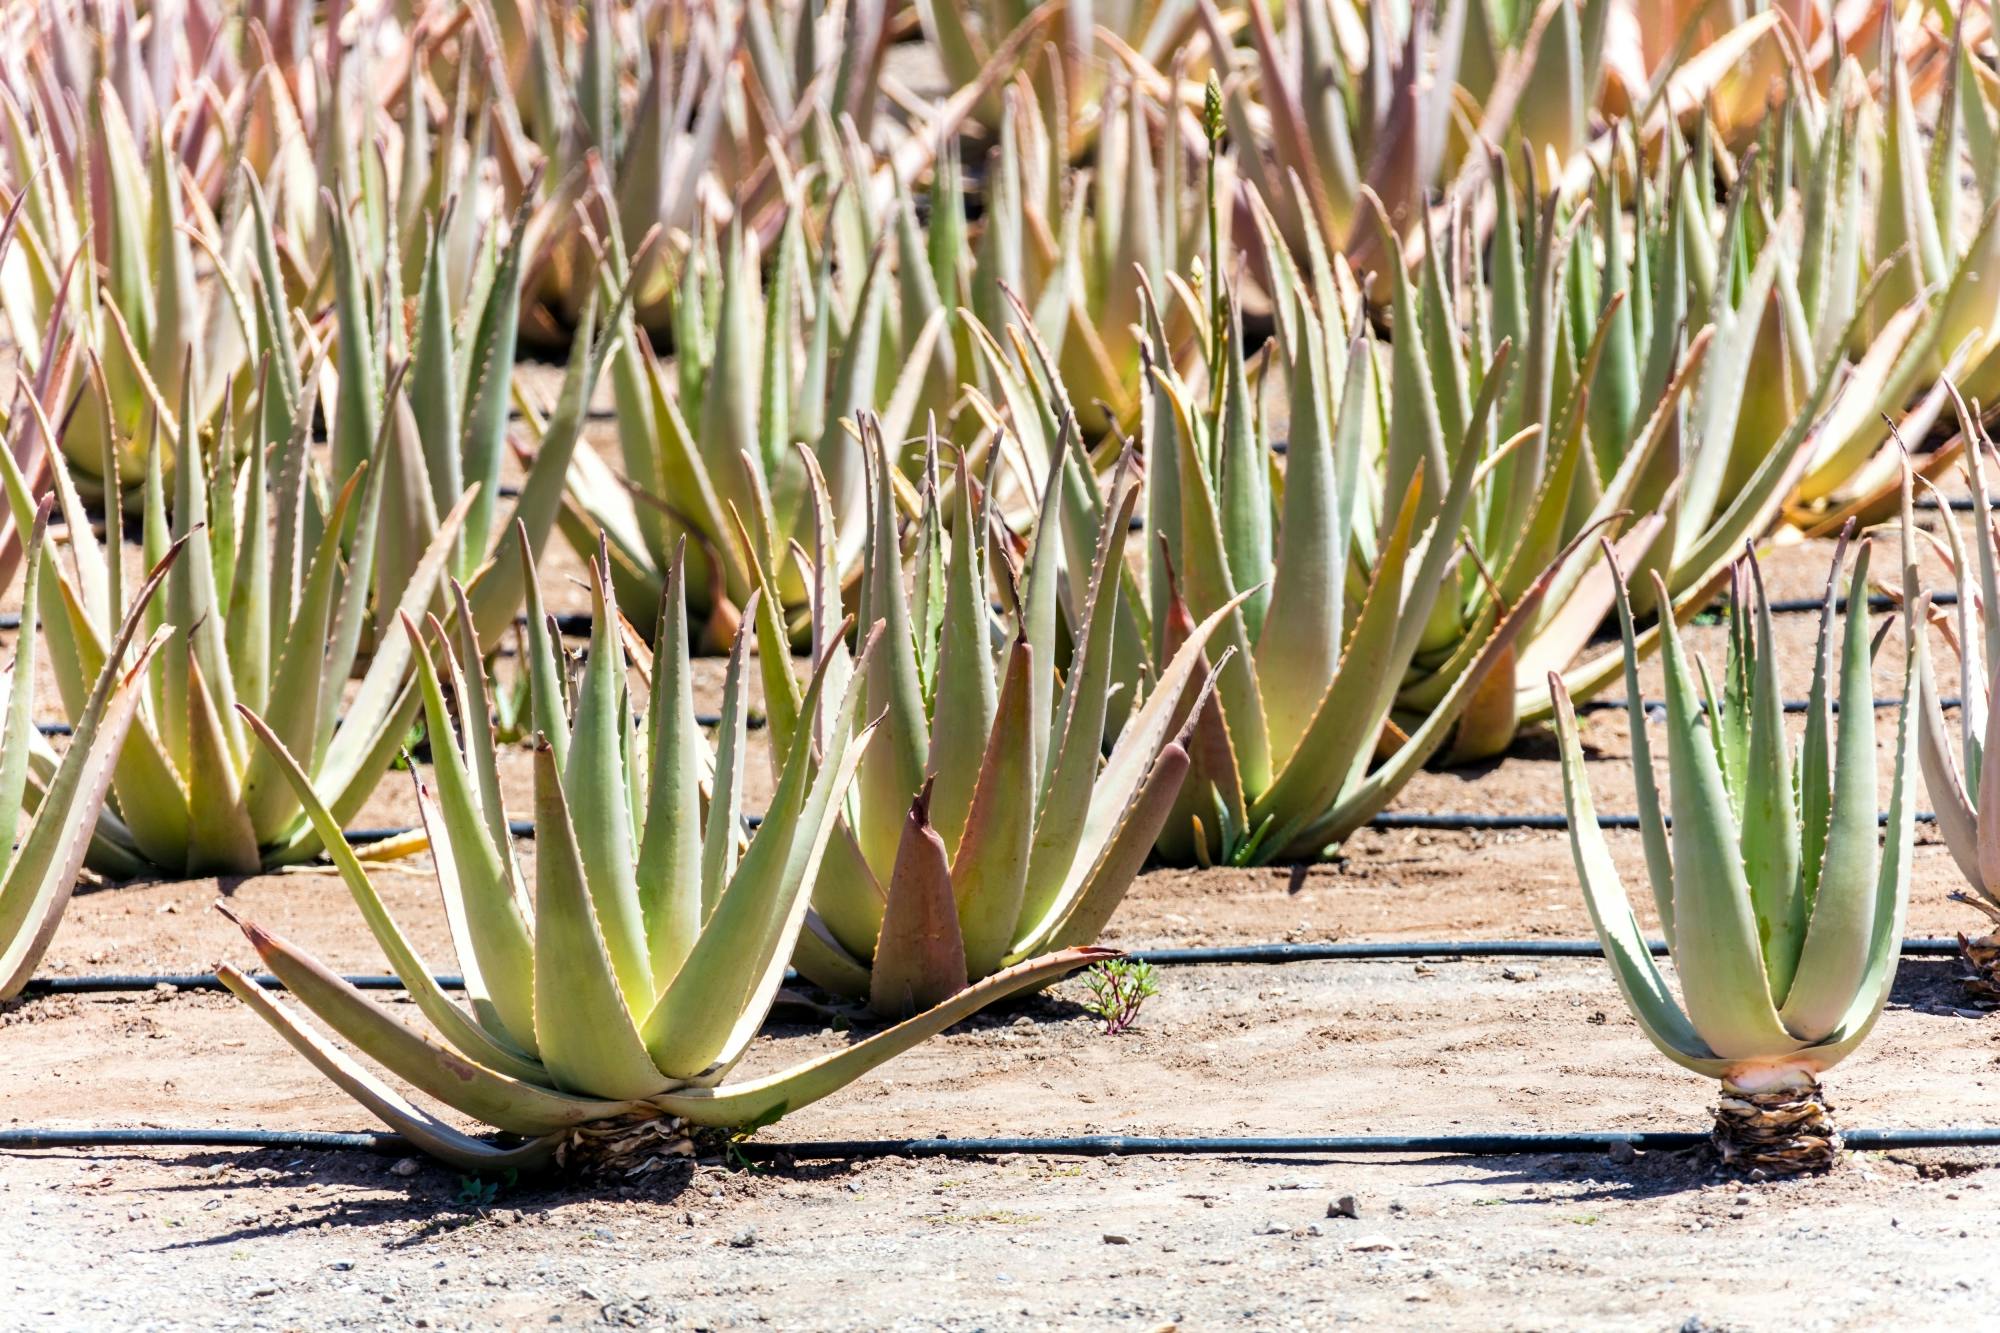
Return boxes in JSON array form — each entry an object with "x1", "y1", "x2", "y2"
[
  {"x1": 1787, "y1": 643, "x2": 1919, "y2": 1070},
  {"x1": 1739, "y1": 559, "x2": 1804, "y2": 1002},
  {"x1": 407, "y1": 620, "x2": 537, "y2": 1055},
  {"x1": 1037, "y1": 740, "x2": 1193, "y2": 956},
  {"x1": 1258, "y1": 318, "x2": 1358, "y2": 763},
  {"x1": 235, "y1": 708, "x2": 545, "y2": 1084},
  {"x1": 869, "y1": 786, "x2": 968, "y2": 1018},
  {"x1": 1780, "y1": 549, "x2": 1885, "y2": 1041},
  {"x1": 218, "y1": 965, "x2": 559, "y2": 1173},
  {"x1": 227, "y1": 914, "x2": 631, "y2": 1135},
  {"x1": 563, "y1": 556, "x2": 650, "y2": 1011},
  {"x1": 0, "y1": 625, "x2": 166, "y2": 999},
  {"x1": 1916, "y1": 626, "x2": 1984, "y2": 894},
  {"x1": 649, "y1": 947, "x2": 1113, "y2": 1128},
  {"x1": 853, "y1": 428, "x2": 930, "y2": 881},
  {"x1": 699, "y1": 613, "x2": 754, "y2": 922},
  {"x1": 530, "y1": 741, "x2": 668, "y2": 1100},
  {"x1": 1655, "y1": 580, "x2": 1801, "y2": 1063},
  {"x1": 949, "y1": 639, "x2": 1036, "y2": 981},
  {"x1": 635, "y1": 553, "x2": 705, "y2": 991},
  {"x1": 1020, "y1": 460, "x2": 1142, "y2": 924},
  {"x1": 643, "y1": 643, "x2": 874, "y2": 1080},
  {"x1": 0, "y1": 504, "x2": 52, "y2": 860},
  {"x1": 183, "y1": 650, "x2": 261, "y2": 875},
  {"x1": 925, "y1": 464, "x2": 998, "y2": 854},
  {"x1": 1549, "y1": 682, "x2": 1730, "y2": 1077}
]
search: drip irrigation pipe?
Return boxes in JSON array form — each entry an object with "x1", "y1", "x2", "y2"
[
  {"x1": 19, "y1": 937, "x2": 1962, "y2": 996},
  {"x1": 6, "y1": 1126, "x2": 2000, "y2": 1159},
  {"x1": 331, "y1": 802, "x2": 1939, "y2": 850}
]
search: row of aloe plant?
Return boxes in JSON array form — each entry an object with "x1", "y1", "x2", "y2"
[{"x1": 1, "y1": 0, "x2": 1997, "y2": 1177}]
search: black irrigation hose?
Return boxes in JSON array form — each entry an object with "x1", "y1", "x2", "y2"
[
  {"x1": 1127, "y1": 938, "x2": 1962, "y2": 964},
  {"x1": 7, "y1": 1126, "x2": 2000, "y2": 1159},
  {"x1": 1368, "y1": 810, "x2": 1936, "y2": 830},
  {"x1": 20, "y1": 937, "x2": 1964, "y2": 996}
]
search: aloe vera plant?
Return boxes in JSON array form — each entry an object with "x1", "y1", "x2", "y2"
[
  {"x1": 0, "y1": 248, "x2": 625, "y2": 877},
  {"x1": 1784, "y1": 14, "x2": 2000, "y2": 532},
  {"x1": 751, "y1": 422, "x2": 1228, "y2": 1016},
  {"x1": 1137, "y1": 202, "x2": 1599, "y2": 862},
  {"x1": 1351, "y1": 117, "x2": 1881, "y2": 761},
  {"x1": 562, "y1": 188, "x2": 942, "y2": 646},
  {"x1": 0, "y1": 505, "x2": 171, "y2": 1000},
  {"x1": 1550, "y1": 532, "x2": 1916, "y2": 1174},
  {"x1": 217, "y1": 542, "x2": 1108, "y2": 1172},
  {"x1": 1911, "y1": 391, "x2": 2000, "y2": 1003}
]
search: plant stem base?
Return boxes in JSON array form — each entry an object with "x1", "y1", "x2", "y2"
[
  {"x1": 1713, "y1": 1078, "x2": 1841, "y2": 1176},
  {"x1": 1959, "y1": 933, "x2": 2000, "y2": 1006},
  {"x1": 552, "y1": 1111, "x2": 694, "y2": 1179}
]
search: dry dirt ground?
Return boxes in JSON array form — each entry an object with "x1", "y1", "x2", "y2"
[{"x1": 6, "y1": 445, "x2": 2000, "y2": 1328}]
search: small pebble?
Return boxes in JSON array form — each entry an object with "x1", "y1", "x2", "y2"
[
  {"x1": 1327, "y1": 1195, "x2": 1360, "y2": 1220},
  {"x1": 729, "y1": 1228, "x2": 757, "y2": 1248},
  {"x1": 1607, "y1": 1141, "x2": 1637, "y2": 1165},
  {"x1": 1102, "y1": 1233, "x2": 1131, "y2": 1245},
  {"x1": 390, "y1": 1159, "x2": 420, "y2": 1178}
]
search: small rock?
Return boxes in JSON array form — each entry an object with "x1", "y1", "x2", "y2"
[
  {"x1": 330, "y1": 1261, "x2": 355, "y2": 1273},
  {"x1": 1102, "y1": 1233, "x2": 1131, "y2": 1245},
  {"x1": 1257, "y1": 1220, "x2": 1290, "y2": 1236},
  {"x1": 729, "y1": 1228, "x2": 758, "y2": 1248},
  {"x1": 1305, "y1": 1223, "x2": 1324, "y2": 1237},
  {"x1": 389, "y1": 1158, "x2": 421, "y2": 1178},
  {"x1": 1327, "y1": 1195, "x2": 1360, "y2": 1220},
  {"x1": 1501, "y1": 966, "x2": 1539, "y2": 982},
  {"x1": 1347, "y1": 1235, "x2": 1397, "y2": 1252},
  {"x1": 1607, "y1": 1141, "x2": 1637, "y2": 1165},
  {"x1": 1012, "y1": 1016, "x2": 1034, "y2": 1028}
]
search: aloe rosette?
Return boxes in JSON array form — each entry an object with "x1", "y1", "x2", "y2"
[
  {"x1": 0, "y1": 504, "x2": 172, "y2": 999},
  {"x1": 1137, "y1": 222, "x2": 1595, "y2": 865},
  {"x1": 1550, "y1": 532, "x2": 1916, "y2": 1174},
  {"x1": 750, "y1": 423, "x2": 1225, "y2": 1017},
  {"x1": 217, "y1": 541, "x2": 1107, "y2": 1172}
]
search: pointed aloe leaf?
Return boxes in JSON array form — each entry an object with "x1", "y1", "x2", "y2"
[
  {"x1": 184, "y1": 650, "x2": 262, "y2": 875},
  {"x1": 642, "y1": 646, "x2": 873, "y2": 1080},
  {"x1": 925, "y1": 462, "x2": 998, "y2": 854},
  {"x1": 1549, "y1": 682, "x2": 1731, "y2": 1077},
  {"x1": 868, "y1": 785, "x2": 969, "y2": 1019},
  {"x1": 1258, "y1": 317, "x2": 1355, "y2": 764},
  {"x1": 0, "y1": 625, "x2": 166, "y2": 999},
  {"x1": 949, "y1": 639, "x2": 1036, "y2": 980},
  {"x1": 699, "y1": 613, "x2": 753, "y2": 921},
  {"x1": 530, "y1": 740, "x2": 668, "y2": 1100},
  {"x1": 563, "y1": 554, "x2": 650, "y2": 1013},
  {"x1": 407, "y1": 619, "x2": 537, "y2": 1055},
  {"x1": 218, "y1": 964, "x2": 558, "y2": 1173},
  {"x1": 649, "y1": 947, "x2": 1113, "y2": 1128},
  {"x1": 236, "y1": 707, "x2": 546, "y2": 1084},
  {"x1": 0, "y1": 505, "x2": 51, "y2": 861},
  {"x1": 1655, "y1": 577, "x2": 1802, "y2": 1063},
  {"x1": 227, "y1": 914, "x2": 630, "y2": 1136},
  {"x1": 1779, "y1": 547, "x2": 1885, "y2": 1041},
  {"x1": 854, "y1": 429, "x2": 929, "y2": 882},
  {"x1": 1739, "y1": 558, "x2": 1804, "y2": 1003},
  {"x1": 635, "y1": 552, "x2": 705, "y2": 992},
  {"x1": 1606, "y1": 546, "x2": 1678, "y2": 945},
  {"x1": 1019, "y1": 462, "x2": 1142, "y2": 925}
]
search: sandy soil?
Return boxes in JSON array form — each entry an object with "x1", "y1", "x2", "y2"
[{"x1": 5, "y1": 425, "x2": 2000, "y2": 1327}]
